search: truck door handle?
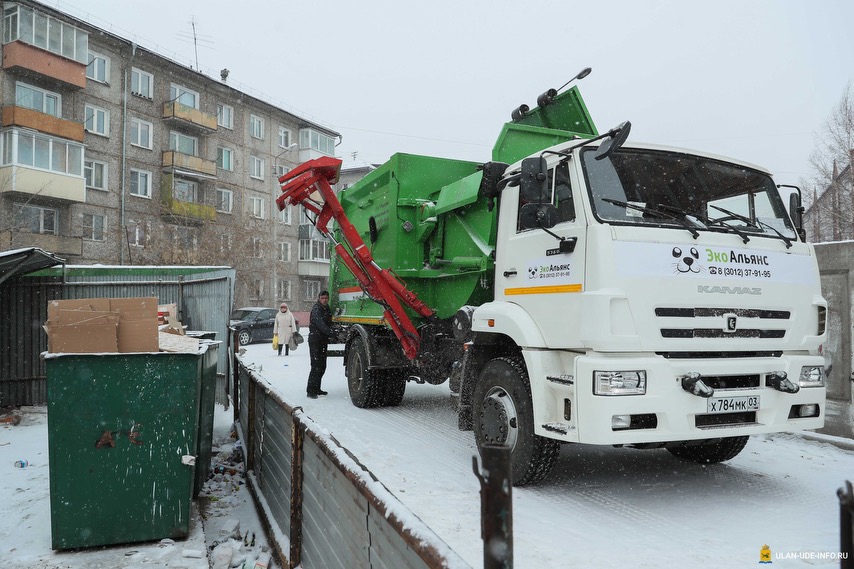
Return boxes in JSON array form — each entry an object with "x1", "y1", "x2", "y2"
[{"x1": 503, "y1": 270, "x2": 517, "y2": 277}]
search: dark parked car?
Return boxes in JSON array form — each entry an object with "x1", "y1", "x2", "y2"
[{"x1": 230, "y1": 307, "x2": 278, "y2": 346}]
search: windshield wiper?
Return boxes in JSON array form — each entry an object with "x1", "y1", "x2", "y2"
[
  {"x1": 708, "y1": 204, "x2": 792, "y2": 249},
  {"x1": 602, "y1": 198, "x2": 700, "y2": 239}
]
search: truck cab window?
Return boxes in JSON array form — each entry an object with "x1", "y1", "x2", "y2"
[{"x1": 516, "y1": 161, "x2": 575, "y2": 233}]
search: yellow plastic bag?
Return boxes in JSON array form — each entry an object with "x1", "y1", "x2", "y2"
[{"x1": 272, "y1": 334, "x2": 279, "y2": 350}]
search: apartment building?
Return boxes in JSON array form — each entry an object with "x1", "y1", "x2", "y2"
[{"x1": 0, "y1": 0, "x2": 339, "y2": 311}]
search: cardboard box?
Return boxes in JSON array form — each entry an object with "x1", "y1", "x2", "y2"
[
  {"x1": 45, "y1": 297, "x2": 159, "y2": 353},
  {"x1": 110, "y1": 297, "x2": 159, "y2": 352},
  {"x1": 157, "y1": 303, "x2": 177, "y2": 325}
]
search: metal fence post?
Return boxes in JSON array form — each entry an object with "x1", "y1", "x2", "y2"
[
  {"x1": 473, "y1": 444, "x2": 513, "y2": 569},
  {"x1": 839, "y1": 480, "x2": 853, "y2": 569}
]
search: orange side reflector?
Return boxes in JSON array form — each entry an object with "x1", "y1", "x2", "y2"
[{"x1": 487, "y1": 319, "x2": 495, "y2": 327}]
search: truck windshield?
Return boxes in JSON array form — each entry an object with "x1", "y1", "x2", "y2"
[{"x1": 581, "y1": 148, "x2": 797, "y2": 241}]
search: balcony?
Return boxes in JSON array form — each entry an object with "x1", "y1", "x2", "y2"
[
  {"x1": 162, "y1": 151, "x2": 217, "y2": 177},
  {"x1": 2, "y1": 41, "x2": 86, "y2": 90},
  {"x1": 160, "y1": 173, "x2": 216, "y2": 226},
  {"x1": 162, "y1": 101, "x2": 217, "y2": 133},
  {"x1": 0, "y1": 230, "x2": 82, "y2": 256},
  {"x1": 0, "y1": 165, "x2": 85, "y2": 203},
  {"x1": 2, "y1": 106, "x2": 84, "y2": 142}
]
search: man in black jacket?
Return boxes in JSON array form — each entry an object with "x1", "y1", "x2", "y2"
[{"x1": 307, "y1": 290, "x2": 336, "y2": 398}]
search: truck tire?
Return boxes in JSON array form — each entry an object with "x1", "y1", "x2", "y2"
[
  {"x1": 379, "y1": 369, "x2": 407, "y2": 407},
  {"x1": 346, "y1": 336, "x2": 382, "y2": 408},
  {"x1": 237, "y1": 330, "x2": 251, "y2": 346},
  {"x1": 473, "y1": 356, "x2": 560, "y2": 486},
  {"x1": 667, "y1": 436, "x2": 749, "y2": 464}
]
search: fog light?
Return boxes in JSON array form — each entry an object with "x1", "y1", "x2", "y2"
[
  {"x1": 594, "y1": 370, "x2": 647, "y2": 395},
  {"x1": 789, "y1": 404, "x2": 821, "y2": 419},
  {"x1": 612, "y1": 414, "x2": 631, "y2": 429},
  {"x1": 798, "y1": 366, "x2": 825, "y2": 388}
]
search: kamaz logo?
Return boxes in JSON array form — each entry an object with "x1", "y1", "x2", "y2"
[{"x1": 698, "y1": 285, "x2": 762, "y2": 295}]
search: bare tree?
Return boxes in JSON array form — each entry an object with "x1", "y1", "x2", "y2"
[{"x1": 802, "y1": 82, "x2": 854, "y2": 241}]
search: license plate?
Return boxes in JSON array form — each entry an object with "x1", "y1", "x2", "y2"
[{"x1": 707, "y1": 395, "x2": 760, "y2": 414}]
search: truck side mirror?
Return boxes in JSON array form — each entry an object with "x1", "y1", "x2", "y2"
[
  {"x1": 520, "y1": 157, "x2": 548, "y2": 202},
  {"x1": 594, "y1": 121, "x2": 632, "y2": 161},
  {"x1": 788, "y1": 192, "x2": 805, "y2": 240},
  {"x1": 519, "y1": 203, "x2": 558, "y2": 230}
]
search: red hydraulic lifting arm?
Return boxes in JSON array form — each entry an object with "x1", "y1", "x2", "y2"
[{"x1": 276, "y1": 156, "x2": 434, "y2": 361}]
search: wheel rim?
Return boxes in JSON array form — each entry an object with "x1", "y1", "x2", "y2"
[
  {"x1": 238, "y1": 331, "x2": 250, "y2": 345},
  {"x1": 479, "y1": 386, "x2": 519, "y2": 450},
  {"x1": 349, "y1": 350, "x2": 364, "y2": 391}
]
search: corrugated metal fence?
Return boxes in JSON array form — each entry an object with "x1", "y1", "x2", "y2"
[
  {"x1": 235, "y1": 360, "x2": 471, "y2": 569},
  {"x1": 0, "y1": 266, "x2": 235, "y2": 407}
]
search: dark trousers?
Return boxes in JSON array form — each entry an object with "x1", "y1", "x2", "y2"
[
  {"x1": 307, "y1": 334, "x2": 328, "y2": 394},
  {"x1": 277, "y1": 342, "x2": 289, "y2": 356}
]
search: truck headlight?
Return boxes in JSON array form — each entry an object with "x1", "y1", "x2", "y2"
[
  {"x1": 798, "y1": 366, "x2": 825, "y2": 388},
  {"x1": 594, "y1": 370, "x2": 647, "y2": 396}
]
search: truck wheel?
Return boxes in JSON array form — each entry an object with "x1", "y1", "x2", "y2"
[
  {"x1": 473, "y1": 356, "x2": 560, "y2": 486},
  {"x1": 237, "y1": 330, "x2": 251, "y2": 346},
  {"x1": 379, "y1": 369, "x2": 407, "y2": 407},
  {"x1": 346, "y1": 336, "x2": 382, "y2": 408},
  {"x1": 667, "y1": 436, "x2": 749, "y2": 464}
]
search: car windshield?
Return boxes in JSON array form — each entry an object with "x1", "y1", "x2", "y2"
[
  {"x1": 581, "y1": 148, "x2": 796, "y2": 241},
  {"x1": 230, "y1": 310, "x2": 258, "y2": 321}
]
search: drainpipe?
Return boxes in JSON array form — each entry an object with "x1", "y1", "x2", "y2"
[{"x1": 119, "y1": 43, "x2": 137, "y2": 264}]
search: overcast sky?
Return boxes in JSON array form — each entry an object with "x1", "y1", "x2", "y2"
[{"x1": 51, "y1": 0, "x2": 854, "y2": 189}]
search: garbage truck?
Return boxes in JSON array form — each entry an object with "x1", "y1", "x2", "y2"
[{"x1": 277, "y1": 70, "x2": 827, "y2": 485}]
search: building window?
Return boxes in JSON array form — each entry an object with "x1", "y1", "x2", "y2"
[
  {"x1": 3, "y1": 4, "x2": 89, "y2": 63},
  {"x1": 304, "y1": 280, "x2": 321, "y2": 301},
  {"x1": 14, "y1": 203, "x2": 57, "y2": 234},
  {"x1": 299, "y1": 237, "x2": 330, "y2": 262},
  {"x1": 217, "y1": 188, "x2": 233, "y2": 213},
  {"x1": 130, "y1": 118, "x2": 153, "y2": 149},
  {"x1": 217, "y1": 104, "x2": 233, "y2": 129},
  {"x1": 220, "y1": 233, "x2": 231, "y2": 254},
  {"x1": 1, "y1": 129, "x2": 83, "y2": 175},
  {"x1": 275, "y1": 164, "x2": 289, "y2": 179},
  {"x1": 251, "y1": 237, "x2": 263, "y2": 259},
  {"x1": 130, "y1": 169, "x2": 152, "y2": 198},
  {"x1": 250, "y1": 115, "x2": 264, "y2": 139},
  {"x1": 278, "y1": 241, "x2": 292, "y2": 262},
  {"x1": 249, "y1": 196, "x2": 265, "y2": 219},
  {"x1": 278, "y1": 126, "x2": 292, "y2": 148},
  {"x1": 250, "y1": 155, "x2": 264, "y2": 180},
  {"x1": 15, "y1": 82, "x2": 60, "y2": 117},
  {"x1": 299, "y1": 128, "x2": 336, "y2": 155},
  {"x1": 84, "y1": 104, "x2": 109, "y2": 136},
  {"x1": 277, "y1": 279, "x2": 291, "y2": 301},
  {"x1": 127, "y1": 221, "x2": 146, "y2": 247},
  {"x1": 217, "y1": 147, "x2": 233, "y2": 171},
  {"x1": 278, "y1": 205, "x2": 291, "y2": 224},
  {"x1": 170, "y1": 131, "x2": 198, "y2": 156},
  {"x1": 174, "y1": 178, "x2": 198, "y2": 203},
  {"x1": 131, "y1": 67, "x2": 153, "y2": 98},
  {"x1": 82, "y1": 213, "x2": 105, "y2": 241},
  {"x1": 86, "y1": 50, "x2": 110, "y2": 83},
  {"x1": 170, "y1": 84, "x2": 199, "y2": 109},
  {"x1": 84, "y1": 159, "x2": 108, "y2": 190},
  {"x1": 251, "y1": 278, "x2": 264, "y2": 300}
]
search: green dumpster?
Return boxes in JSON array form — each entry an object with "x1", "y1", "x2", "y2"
[
  {"x1": 45, "y1": 351, "x2": 202, "y2": 550},
  {"x1": 194, "y1": 339, "x2": 220, "y2": 497}
]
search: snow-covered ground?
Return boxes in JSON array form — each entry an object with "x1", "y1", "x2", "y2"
[
  {"x1": 3, "y1": 342, "x2": 852, "y2": 568},
  {"x1": 241, "y1": 343, "x2": 853, "y2": 569}
]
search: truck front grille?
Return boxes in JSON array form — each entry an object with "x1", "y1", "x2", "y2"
[
  {"x1": 696, "y1": 411, "x2": 757, "y2": 428},
  {"x1": 656, "y1": 307, "x2": 789, "y2": 340}
]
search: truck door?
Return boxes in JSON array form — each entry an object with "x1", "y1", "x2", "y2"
[{"x1": 495, "y1": 159, "x2": 586, "y2": 349}]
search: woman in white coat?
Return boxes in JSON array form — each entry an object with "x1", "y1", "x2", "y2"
[{"x1": 273, "y1": 303, "x2": 297, "y2": 355}]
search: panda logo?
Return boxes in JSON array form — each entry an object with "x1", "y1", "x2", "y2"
[
  {"x1": 672, "y1": 246, "x2": 702, "y2": 274},
  {"x1": 528, "y1": 266, "x2": 538, "y2": 279}
]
